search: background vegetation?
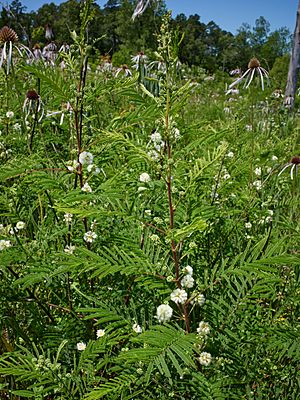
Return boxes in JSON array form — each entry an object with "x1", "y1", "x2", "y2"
[{"x1": 0, "y1": 1, "x2": 299, "y2": 399}]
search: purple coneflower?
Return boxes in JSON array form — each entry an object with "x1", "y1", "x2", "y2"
[
  {"x1": 0, "y1": 26, "x2": 32, "y2": 73},
  {"x1": 278, "y1": 156, "x2": 300, "y2": 180},
  {"x1": 23, "y1": 90, "x2": 44, "y2": 122},
  {"x1": 132, "y1": 0, "x2": 151, "y2": 20},
  {"x1": 228, "y1": 58, "x2": 269, "y2": 91}
]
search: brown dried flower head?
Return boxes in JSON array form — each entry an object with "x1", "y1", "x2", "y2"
[
  {"x1": 26, "y1": 90, "x2": 39, "y2": 100},
  {"x1": 248, "y1": 58, "x2": 261, "y2": 69},
  {"x1": 0, "y1": 26, "x2": 18, "y2": 43}
]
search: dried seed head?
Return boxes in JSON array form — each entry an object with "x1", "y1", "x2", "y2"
[
  {"x1": 33, "y1": 43, "x2": 40, "y2": 49},
  {"x1": 248, "y1": 58, "x2": 260, "y2": 69},
  {"x1": 291, "y1": 156, "x2": 300, "y2": 165},
  {"x1": 0, "y1": 26, "x2": 18, "y2": 43},
  {"x1": 26, "y1": 90, "x2": 39, "y2": 100}
]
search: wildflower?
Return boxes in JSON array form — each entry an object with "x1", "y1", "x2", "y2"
[
  {"x1": 132, "y1": 0, "x2": 151, "y2": 20},
  {"x1": 271, "y1": 155, "x2": 278, "y2": 162},
  {"x1": 16, "y1": 221, "x2": 25, "y2": 230},
  {"x1": 79, "y1": 151, "x2": 93, "y2": 166},
  {"x1": 32, "y1": 43, "x2": 43, "y2": 62},
  {"x1": 228, "y1": 58, "x2": 269, "y2": 91},
  {"x1": 254, "y1": 167, "x2": 262, "y2": 177},
  {"x1": 83, "y1": 231, "x2": 97, "y2": 243},
  {"x1": 96, "y1": 329, "x2": 105, "y2": 338},
  {"x1": 183, "y1": 265, "x2": 193, "y2": 275},
  {"x1": 144, "y1": 209, "x2": 152, "y2": 216},
  {"x1": 181, "y1": 274, "x2": 194, "y2": 289},
  {"x1": 76, "y1": 342, "x2": 86, "y2": 351},
  {"x1": 6, "y1": 111, "x2": 14, "y2": 118},
  {"x1": 115, "y1": 64, "x2": 132, "y2": 77},
  {"x1": 229, "y1": 68, "x2": 241, "y2": 76},
  {"x1": 132, "y1": 324, "x2": 143, "y2": 333},
  {"x1": 245, "y1": 222, "x2": 252, "y2": 229},
  {"x1": 64, "y1": 245, "x2": 75, "y2": 255},
  {"x1": 156, "y1": 304, "x2": 173, "y2": 323},
  {"x1": 63, "y1": 213, "x2": 73, "y2": 224},
  {"x1": 227, "y1": 151, "x2": 234, "y2": 158},
  {"x1": 23, "y1": 90, "x2": 44, "y2": 122},
  {"x1": 131, "y1": 51, "x2": 148, "y2": 69},
  {"x1": 149, "y1": 233, "x2": 160, "y2": 243},
  {"x1": 13, "y1": 123, "x2": 21, "y2": 131},
  {"x1": 252, "y1": 180, "x2": 262, "y2": 190},
  {"x1": 191, "y1": 293, "x2": 205, "y2": 306},
  {"x1": 139, "y1": 172, "x2": 151, "y2": 183},
  {"x1": 173, "y1": 127, "x2": 181, "y2": 140},
  {"x1": 0, "y1": 26, "x2": 32, "y2": 74},
  {"x1": 170, "y1": 288, "x2": 188, "y2": 304},
  {"x1": 197, "y1": 321, "x2": 210, "y2": 336},
  {"x1": 67, "y1": 159, "x2": 79, "y2": 172},
  {"x1": 81, "y1": 182, "x2": 92, "y2": 193},
  {"x1": 147, "y1": 150, "x2": 159, "y2": 160},
  {"x1": 42, "y1": 41, "x2": 57, "y2": 65},
  {"x1": 198, "y1": 352, "x2": 212, "y2": 366},
  {"x1": 45, "y1": 24, "x2": 54, "y2": 40},
  {"x1": 0, "y1": 240, "x2": 11, "y2": 250},
  {"x1": 87, "y1": 164, "x2": 100, "y2": 175},
  {"x1": 278, "y1": 156, "x2": 300, "y2": 180},
  {"x1": 150, "y1": 131, "x2": 162, "y2": 144}
]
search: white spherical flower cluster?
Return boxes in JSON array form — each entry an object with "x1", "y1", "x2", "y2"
[
  {"x1": 67, "y1": 159, "x2": 79, "y2": 172},
  {"x1": 170, "y1": 288, "x2": 188, "y2": 304},
  {"x1": 64, "y1": 245, "x2": 75, "y2": 255},
  {"x1": 156, "y1": 304, "x2": 173, "y2": 323},
  {"x1": 76, "y1": 342, "x2": 86, "y2": 351},
  {"x1": 6, "y1": 111, "x2": 14, "y2": 118},
  {"x1": 0, "y1": 240, "x2": 11, "y2": 250},
  {"x1": 245, "y1": 222, "x2": 252, "y2": 229},
  {"x1": 198, "y1": 352, "x2": 212, "y2": 366},
  {"x1": 226, "y1": 151, "x2": 234, "y2": 158},
  {"x1": 96, "y1": 329, "x2": 105, "y2": 338},
  {"x1": 150, "y1": 131, "x2": 162, "y2": 144},
  {"x1": 87, "y1": 164, "x2": 100, "y2": 175},
  {"x1": 271, "y1": 155, "x2": 278, "y2": 161},
  {"x1": 64, "y1": 213, "x2": 73, "y2": 224},
  {"x1": 81, "y1": 182, "x2": 92, "y2": 193},
  {"x1": 83, "y1": 231, "x2": 97, "y2": 243},
  {"x1": 183, "y1": 265, "x2": 193, "y2": 275},
  {"x1": 139, "y1": 172, "x2": 151, "y2": 183},
  {"x1": 197, "y1": 321, "x2": 210, "y2": 336},
  {"x1": 181, "y1": 274, "x2": 194, "y2": 288},
  {"x1": 79, "y1": 151, "x2": 93, "y2": 166},
  {"x1": 253, "y1": 180, "x2": 262, "y2": 190},
  {"x1": 16, "y1": 221, "x2": 25, "y2": 230},
  {"x1": 191, "y1": 293, "x2": 206, "y2": 306},
  {"x1": 254, "y1": 167, "x2": 262, "y2": 177},
  {"x1": 132, "y1": 323, "x2": 142, "y2": 333}
]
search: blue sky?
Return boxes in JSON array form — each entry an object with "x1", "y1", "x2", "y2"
[{"x1": 16, "y1": 0, "x2": 299, "y2": 33}]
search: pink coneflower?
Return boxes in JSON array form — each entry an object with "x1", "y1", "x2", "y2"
[
  {"x1": 278, "y1": 156, "x2": 300, "y2": 180},
  {"x1": 0, "y1": 26, "x2": 32, "y2": 73},
  {"x1": 115, "y1": 64, "x2": 132, "y2": 77},
  {"x1": 132, "y1": 0, "x2": 151, "y2": 20},
  {"x1": 228, "y1": 58, "x2": 269, "y2": 91},
  {"x1": 23, "y1": 90, "x2": 44, "y2": 122}
]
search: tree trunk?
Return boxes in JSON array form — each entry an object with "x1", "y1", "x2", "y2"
[{"x1": 285, "y1": 0, "x2": 300, "y2": 107}]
